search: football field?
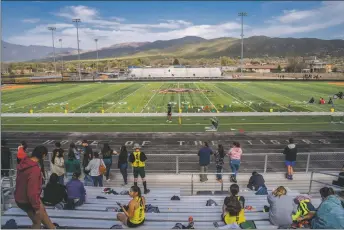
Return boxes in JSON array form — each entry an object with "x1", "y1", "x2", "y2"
[{"x1": 1, "y1": 81, "x2": 344, "y2": 113}]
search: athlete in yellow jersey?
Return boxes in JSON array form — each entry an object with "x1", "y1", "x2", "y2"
[{"x1": 117, "y1": 186, "x2": 146, "y2": 228}]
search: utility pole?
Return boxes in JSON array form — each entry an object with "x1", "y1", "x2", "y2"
[
  {"x1": 48, "y1": 27, "x2": 57, "y2": 73},
  {"x1": 59, "y1": 39, "x2": 63, "y2": 73},
  {"x1": 238, "y1": 12, "x2": 247, "y2": 75},
  {"x1": 94, "y1": 38, "x2": 99, "y2": 74},
  {"x1": 72, "y1": 18, "x2": 81, "y2": 80}
]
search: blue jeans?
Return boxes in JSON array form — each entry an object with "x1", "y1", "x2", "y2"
[
  {"x1": 216, "y1": 165, "x2": 223, "y2": 180},
  {"x1": 120, "y1": 163, "x2": 128, "y2": 184},
  {"x1": 84, "y1": 174, "x2": 94, "y2": 186},
  {"x1": 58, "y1": 175, "x2": 65, "y2": 185},
  {"x1": 230, "y1": 159, "x2": 241, "y2": 177},
  {"x1": 91, "y1": 175, "x2": 103, "y2": 187},
  {"x1": 103, "y1": 158, "x2": 112, "y2": 180}
]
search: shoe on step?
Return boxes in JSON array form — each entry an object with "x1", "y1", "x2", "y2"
[{"x1": 144, "y1": 189, "x2": 150, "y2": 194}]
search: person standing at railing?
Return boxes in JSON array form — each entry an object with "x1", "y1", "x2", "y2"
[
  {"x1": 15, "y1": 145, "x2": 57, "y2": 229},
  {"x1": 227, "y1": 142, "x2": 242, "y2": 183},
  {"x1": 129, "y1": 143, "x2": 150, "y2": 194},
  {"x1": 214, "y1": 144, "x2": 225, "y2": 183},
  {"x1": 283, "y1": 138, "x2": 298, "y2": 180},
  {"x1": 198, "y1": 142, "x2": 213, "y2": 182},
  {"x1": 1, "y1": 140, "x2": 11, "y2": 177},
  {"x1": 17, "y1": 141, "x2": 28, "y2": 164},
  {"x1": 116, "y1": 145, "x2": 129, "y2": 186},
  {"x1": 332, "y1": 164, "x2": 344, "y2": 187},
  {"x1": 101, "y1": 143, "x2": 117, "y2": 182}
]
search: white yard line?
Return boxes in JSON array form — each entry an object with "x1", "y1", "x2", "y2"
[
  {"x1": 105, "y1": 84, "x2": 146, "y2": 112},
  {"x1": 212, "y1": 84, "x2": 257, "y2": 112},
  {"x1": 193, "y1": 82, "x2": 218, "y2": 111},
  {"x1": 233, "y1": 82, "x2": 294, "y2": 112},
  {"x1": 140, "y1": 83, "x2": 164, "y2": 113},
  {"x1": 178, "y1": 82, "x2": 181, "y2": 112}
]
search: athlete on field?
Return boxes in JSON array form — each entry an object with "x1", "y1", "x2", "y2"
[{"x1": 166, "y1": 103, "x2": 172, "y2": 123}]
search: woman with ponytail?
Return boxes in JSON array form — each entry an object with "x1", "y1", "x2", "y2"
[{"x1": 117, "y1": 185, "x2": 146, "y2": 228}]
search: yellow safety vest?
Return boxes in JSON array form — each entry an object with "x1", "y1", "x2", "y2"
[
  {"x1": 132, "y1": 151, "x2": 145, "y2": 167},
  {"x1": 129, "y1": 197, "x2": 145, "y2": 224}
]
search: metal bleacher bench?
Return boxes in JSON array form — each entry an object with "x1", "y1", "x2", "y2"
[{"x1": 1, "y1": 187, "x2": 322, "y2": 229}]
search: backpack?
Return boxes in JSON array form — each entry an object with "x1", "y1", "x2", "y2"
[
  {"x1": 64, "y1": 199, "x2": 75, "y2": 210},
  {"x1": 145, "y1": 204, "x2": 160, "y2": 213},
  {"x1": 225, "y1": 196, "x2": 242, "y2": 216},
  {"x1": 99, "y1": 159, "x2": 106, "y2": 175},
  {"x1": 171, "y1": 195, "x2": 181, "y2": 200}
]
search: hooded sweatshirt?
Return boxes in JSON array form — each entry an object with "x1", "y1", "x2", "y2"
[
  {"x1": 14, "y1": 157, "x2": 42, "y2": 211},
  {"x1": 283, "y1": 144, "x2": 297, "y2": 162},
  {"x1": 228, "y1": 147, "x2": 243, "y2": 160},
  {"x1": 267, "y1": 193, "x2": 295, "y2": 226}
]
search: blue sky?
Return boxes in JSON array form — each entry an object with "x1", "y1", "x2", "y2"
[{"x1": 2, "y1": 1, "x2": 344, "y2": 50}]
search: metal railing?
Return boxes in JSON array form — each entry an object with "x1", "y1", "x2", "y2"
[
  {"x1": 8, "y1": 151, "x2": 344, "y2": 174},
  {"x1": 308, "y1": 171, "x2": 344, "y2": 195}
]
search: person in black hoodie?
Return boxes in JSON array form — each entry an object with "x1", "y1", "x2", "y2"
[
  {"x1": 116, "y1": 146, "x2": 128, "y2": 186},
  {"x1": 332, "y1": 165, "x2": 344, "y2": 187},
  {"x1": 283, "y1": 138, "x2": 298, "y2": 180},
  {"x1": 247, "y1": 171, "x2": 265, "y2": 191},
  {"x1": 1, "y1": 140, "x2": 11, "y2": 177},
  {"x1": 42, "y1": 173, "x2": 68, "y2": 208}
]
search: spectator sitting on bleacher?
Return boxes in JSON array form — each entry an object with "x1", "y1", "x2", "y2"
[
  {"x1": 312, "y1": 187, "x2": 344, "y2": 229},
  {"x1": 247, "y1": 172, "x2": 267, "y2": 195},
  {"x1": 267, "y1": 186, "x2": 294, "y2": 227},
  {"x1": 66, "y1": 171, "x2": 86, "y2": 207},
  {"x1": 85, "y1": 152, "x2": 105, "y2": 187},
  {"x1": 221, "y1": 184, "x2": 246, "y2": 225},
  {"x1": 41, "y1": 173, "x2": 68, "y2": 209},
  {"x1": 227, "y1": 142, "x2": 242, "y2": 183},
  {"x1": 117, "y1": 185, "x2": 146, "y2": 228},
  {"x1": 65, "y1": 151, "x2": 81, "y2": 182},
  {"x1": 198, "y1": 142, "x2": 213, "y2": 183},
  {"x1": 291, "y1": 195, "x2": 316, "y2": 228},
  {"x1": 15, "y1": 146, "x2": 56, "y2": 229},
  {"x1": 332, "y1": 164, "x2": 344, "y2": 187},
  {"x1": 51, "y1": 142, "x2": 65, "y2": 185}
]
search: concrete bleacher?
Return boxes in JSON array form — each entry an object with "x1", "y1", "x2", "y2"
[{"x1": 2, "y1": 183, "x2": 325, "y2": 229}]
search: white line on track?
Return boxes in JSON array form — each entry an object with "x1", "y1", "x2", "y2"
[
  {"x1": 140, "y1": 83, "x2": 164, "y2": 113},
  {"x1": 105, "y1": 84, "x2": 146, "y2": 112},
  {"x1": 212, "y1": 84, "x2": 257, "y2": 112},
  {"x1": 193, "y1": 82, "x2": 218, "y2": 111}
]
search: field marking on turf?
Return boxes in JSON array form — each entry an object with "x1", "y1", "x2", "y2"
[
  {"x1": 69, "y1": 84, "x2": 132, "y2": 113},
  {"x1": 3, "y1": 85, "x2": 68, "y2": 112},
  {"x1": 106, "y1": 84, "x2": 146, "y2": 112},
  {"x1": 229, "y1": 83, "x2": 294, "y2": 112},
  {"x1": 2, "y1": 122, "x2": 333, "y2": 126},
  {"x1": 212, "y1": 84, "x2": 257, "y2": 112},
  {"x1": 140, "y1": 83, "x2": 164, "y2": 113},
  {"x1": 193, "y1": 82, "x2": 218, "y2": 111}
]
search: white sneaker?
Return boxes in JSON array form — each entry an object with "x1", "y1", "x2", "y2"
[{"x1": 106, "y1": 179, "x2": 110, "y2": 182}]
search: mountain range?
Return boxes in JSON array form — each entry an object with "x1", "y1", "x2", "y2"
[{"x1": 2, "y1": 36, "x2": 344, "y2": 62}]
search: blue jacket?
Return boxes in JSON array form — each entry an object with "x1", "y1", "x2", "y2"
[
  {"x1": 311, "y1": 195, "x2": 344, "y2": 229},
  {"x1": 66, "y1": 179, "x2": 86, "y2": 202},
  {"x1": 198, "y1": 147, "x2": 213, "y2": 166}
]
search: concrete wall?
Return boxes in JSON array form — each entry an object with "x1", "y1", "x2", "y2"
[{"x1": 237, "y1": 72, "x2": 344, "y2": 79}]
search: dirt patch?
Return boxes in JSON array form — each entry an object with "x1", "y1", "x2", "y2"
[
  {"x1": 328, "y1": 82, "x2": 344, "y2": 86},
  {"x1": 156, "y1": 88, "x2": 214, "y2": 94},
  {"x1": 1, "y1": 85, "x2": 31, "y2": 91}
]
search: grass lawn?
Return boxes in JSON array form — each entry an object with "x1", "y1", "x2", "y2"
[
  {"x1": 2, "y1": 81, "x2": 344, "y2": 113},
  {"x1": 2, "y1": 116, "x2": 343, "y2": 132}
]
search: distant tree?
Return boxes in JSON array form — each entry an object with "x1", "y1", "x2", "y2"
[
  {"x1": 173, "y1": 58, "x2": 180, "y2": 65},
  {"x1": 277, "y1": 64, "x2": 282, "y2": 72}
]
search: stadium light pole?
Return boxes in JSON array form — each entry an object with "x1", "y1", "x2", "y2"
[
  {"x1": 48, "y1": 27, "x2": 57, "y2": 73},
  {"x1": 94, "y1": 39, "x2": 99, "y2": 74},
  {"x1": 238, "y1": 12, "x2": 247, "y2": 75},
  {"x1": 72, "y1": 18, "x2": 81, "y2": 80},
  {"x1": 59, "y1": 39, "x2": 63, "y2": 73}
]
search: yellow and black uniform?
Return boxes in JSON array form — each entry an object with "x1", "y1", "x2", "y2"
[
  {"x1": 127, "y1": 197, "x2": 145, "y2": 227},
  {"x1": 223, "y1": 196, "x2": 246, "y2": 225},
  {"x1": 130, "y1": 151, "x2": 147, "y2": 178},
  {"x1": 292, "y1": 199, "x2": 316, "y2": 221}
]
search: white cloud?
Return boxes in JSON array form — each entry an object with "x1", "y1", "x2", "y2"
[
  {"x1": 22, "y1": 18, "x2": 40, "y2": 24},
  {"x1": 7, "y1": 2, "x2": 344, "y2": 50}
]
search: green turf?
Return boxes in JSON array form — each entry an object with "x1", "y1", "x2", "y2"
[
  {"x1": 2, "y1": 81, "x2": 344, "y2": 113},
  {"x1": 2, "y1": 116, "x2": 343, "y2": 132}
]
